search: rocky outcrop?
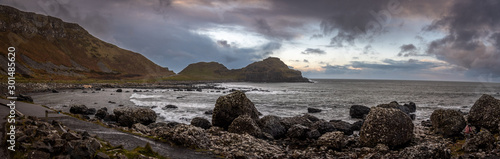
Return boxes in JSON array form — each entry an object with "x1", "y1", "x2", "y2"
[
  {"x1": 359, "y1": 107, "x2": 413, "y2": 147},
  {"x1": 430, "y1": 109, "x2": 466, "y2": 137},
  {"x1": 69, "y1": 105, "x2": 95, "y2": 115},
  {"x1": 330, "y1": 120, "x2": 353, "y2": 135},
  {"x1": 462, "y1": 129, "x2": 495, "y2": 152},
  {"x1": 191, "y1": 117, "x2": 212, "y2": 130},
  {"x1": 467, "y1": 94, "x2": 500, "y2": 132},
  {"x1": 113, "y1": 107, "x2": 157, "y2": 127},
  {"x1": 280, "y1": 115, "x2": 313, "y2": 129},
  {"x1": 258, "y1": 115, "x2": 287, "y2": 139},
  {"x1": 212, "y1": 91, "x2": 260, "y2": 129},
  {"x1": 228, "y1": 115, "x2": 263, "y2": 137},
  {"x1": 349, "y1": 105, "x2": 370, "y2": 119}
]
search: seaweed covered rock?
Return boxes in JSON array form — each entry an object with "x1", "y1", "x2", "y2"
[
  {"x1": 212, "y1": 91, "x2": 260, "y2": 129},
  {"x1": 430, "y1": 109, "x2": 466, "y2": 137},
  {"x1": 316, "y1": 131, "x2": 347, "y2": 150},
  {"x1": 228, "y1": 115, "x2": 262, "y2": 137},
  {"x1": 467, "y1": 94, "x2": 500, "y2": 132},
  {"x1": 113, "y1": 107, "x2": 157, "y2": 127},
  {"x1": 191, "y1": 117, "x2": 212, "y2": 130},
  {"x1": 360, "y1": 107, "x2": 413, "y2": 147},
  {"x1": 462, "y1": 129, "x2": 495, "y2": 152}
]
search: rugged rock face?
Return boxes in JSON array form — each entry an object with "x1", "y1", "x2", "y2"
[
  {"x1": 462, "y1": 129, "x2": 495, "y2": 152},
  {"x1": 212, "y1": 91, "x2": 260, "y2": 129},
  {"x1": 191, "y1": 117, "x2": 212, "y2": 130},
  {"x1": 241, "y1": 57, "x2": 309, "y2": 82},
  {"x1": 316, "y1": 131, "x2": 347, "y2": 150},
  {"x1": 360, "y1": 107, "x2": 413, "y2": 148},
  {"x1": 349, "y1": 105, "x2": 370, "y2": 119},
  {"x1": 228, "y1": 115, "x2": 262, "y2": 137},
  {"x1": 113, "y1": 107, "x2": 157, "y2": 127},
  {"x1": 430, "y1": 109, "x2": 466, "y2": 137},
  {"x1": 258, "y1": 115, "x2": 287, "y2": 139},
  {"x1": 0, "y1": 5, "x2": 175, "y2": 79},
  {"x1": 467, "y1": 94, "x2": 500, "y2": 132}
]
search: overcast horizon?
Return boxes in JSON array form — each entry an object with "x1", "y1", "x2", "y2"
[{"x1": 2, "y1": 0, "x2": 500, "y2": 82}]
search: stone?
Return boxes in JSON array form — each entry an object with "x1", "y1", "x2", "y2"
[
  {"x1": 312, "y1": 120, "x2": 336, "y2": 134},
  {"x1": 163, "y1": 104, "x2": 178, "y2": 109},
  {"x1": 212, "y1": 91, "x2": 260, "y2": 129},
  {"x1": 280, "y1": 115, "x2": 313, "y2": 129},
  {"x1": 316, "y1": 131, "x2": 347, "y2": 150},
  {"x1": 61, "y1": 132, "x2": 81, "y2": 141},
  {"x1": 228, "y1": 115, "x2": 262, "y2": 137},
  {"x1": 351, "y1": 120, "x2": 363, "y2": 131},
  {"x1": 86, "y1": 108, "x2": 96, "y2": 115},
  {"x1": 430, "y1": 109, "x2": 466, "y2": 137},
  {"x1": 302, "y1": 114, "x2": 320, "y2": 122},
  {"x1": 307, "y1": 129, "x2": 321, "y2": 139},
  {"x1": 349, "y1": 105, "x2": 370, "y2": 119},
  {"x1": 307, "y1": 107, "x2": 322, "y2": 113},
  {"x1": 95, "y1": 108, "x2": 108, "y2": 119},
  {"x1": 258, "y1": 115, "x2": 287, "y2": 139},
  {"x1": 70, "y1": 138, "x2": 101, "y2": 159},
  {"x1": 204, "y1": 110, "x2": 213, "y2": 115},
  {"x1": 467, "y1": 94, "x2": 500, "y2": 132},
  {"x1": 462, "y1": 129, "x2": 495, "y2": 152},
  {"x1": 113, "y1": 107, "x2": 157, "y2": 127},
  {"x1": 403, "y1": 102, "x2": 416, "y2": 113},
  {"x1": 359, "y1": 107, "x2": 413, "y2": 147},
  {"x1": 399, "y1": 141, "x2": 449, "y2": 158},
  {"x1": 157, "y1": 124, "x2": 211, "y2": 149},
  {"x1": 116, "y1": 89, "x2": 122, "y2": 92},
  {"x1": 69, "y1": 105, "x2": 88, "y2": 114},
  {"x1": 286, "y1": 124, "x2": 310, "y2": 139},
  {"x1": 191, "y1": 117, "x2": 212, "y2": 130},
  {"x1": 52, "y1": 89, "x2": 59, "y2": 93},
  {"x1": 330, "y1": 120, "x2": 353, "y2": 135},
  {"x1": 132, "y1": 123, "x2": 151, "y2": 134}
]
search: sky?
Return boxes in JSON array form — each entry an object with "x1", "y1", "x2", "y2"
[{"x1": 1, "y1": 0, "x2": 500, "y2": 82}]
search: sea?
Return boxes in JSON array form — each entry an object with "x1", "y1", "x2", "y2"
[{"x1": 31, "y1": 79, "x2": 500, "y2": 124}]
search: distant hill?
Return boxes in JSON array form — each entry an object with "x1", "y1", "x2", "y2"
[
  {"x1": 0, "y1": 5, "x2": 174, "y2": 80},
  {"x1": 176, "y1": 57, "x2": 309, "y2": 82}
]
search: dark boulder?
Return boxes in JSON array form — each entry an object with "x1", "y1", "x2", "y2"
[
  {"x1": 307, "y1": 129, "x2": 322, "y2": 139},
  {"x1": 286, "y1": 124, "x2": 310, "y2": 139},
  {"x1": 258, "y1": 115, "x2": 286, "y2": 139},
  {"x1": 349, "y1": 105, "x2": 370, "y2": 119},
  {"x1": 307, "y1": 107, "x2": 322, "y2": 113},
  {"x1": 52, "y1": 89, "x2": 59, "y2": 93},
  {"x1": 467, "y1": 94, "x2": 500, "y2": 132},
  {"x1": 302, "y1": 114, "x2": 320, "y2": 122},
  {"x1": 69, "y1": 105, "x2": 89, "y2": 114},
  {"x1": 462, "y1": 129, "x2": 495, "y2": 152},
  {"x1": 359, "y1": 107, "x2": 413, "y2": 147},
  {"x1": 163, "y1": 104, "x2": 178, "y2": 109},
  {"x1": 17, "y1": 94, "x2": 34, "y2": 103},
  {"x1": 312, "y1": 120, "x2": 336, "y2": 134},
  {"x1": 430, "y1": 109, "x2": 466, "y2": 137},
  {"x1": 94, "y1": 108, "x2": 108, "y2": 119},
  {"x1": 228, "y1": 115, "x2": 262, "y2": 137},
  {"x1": 113, "y1": 107, "x2": 157, "y2": 127},
  {"x1": 212, "y1": 91, "x2": 260, "y2": 129},
  {"x1": 116, "y1": 89, "x2": 122, "y2": 92},
  {"x1": 351, "y1": 120, "x2": 363, "y2": 131},
  {"x1": 280, "y1": 115, "x2": 313, "y2": 129},
  {"x1": 204, "y1": 110, "x2": 213, "y2": 115},
  {"x1": 403, "y1": 102, "x2": 416, "y2": 113},
  {"x1": 86, "y1": 108, "x2": 96, "y2": 115},
  {"x1": 330, "y1": 120, "x2": 353, "y2": 135},
  {"x1": 191, "y1": 117, "x2": 212, "y2": 130}
]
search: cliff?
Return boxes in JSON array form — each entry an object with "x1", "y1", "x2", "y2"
[{"x1": 0, "y1": 5, "x2": 175, "y2": 80}]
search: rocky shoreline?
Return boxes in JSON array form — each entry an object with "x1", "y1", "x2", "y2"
[{"x1": 52, "y1": 90, "x2": 500, "y2": 158}]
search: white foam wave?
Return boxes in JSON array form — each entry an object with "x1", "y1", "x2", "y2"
[{"x1": 130, "y1": 93, "x2": 163, "y2": 99}]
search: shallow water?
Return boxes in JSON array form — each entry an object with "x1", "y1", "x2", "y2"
[{"x1": 31, "y1": 79, "x2": 500, "y2": 124}]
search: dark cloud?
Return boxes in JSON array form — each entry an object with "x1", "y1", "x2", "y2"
[
  {"x1": 303, "y1": 59, "x2": 309, "y2": 63},
  {"x1": 302, "y1": 48, "x2": 326, "y2": 55},
  {"x1": 217, "y1": 40, "x2": 231, "y2": 48},
  {"x1": 397, "y1": 44, "x2": 418, "y2": 57},
  {"x1": 362, "y1": 45, "x2": 377, "y2": 54},
  {"x1": 425, "y1": 0, "x2": 500, "y2": 77}
]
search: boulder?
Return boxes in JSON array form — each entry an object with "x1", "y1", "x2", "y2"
[
  {"x1": 307, "y1": 129, "x2": 322, "y2": 139},
  {"x1": 69, "y1": 105, "x2": 89, "y2": 114},
  {"x1": 95, "y1": 108, "x2": 108, "y2": 119},
  {"x1": 69, "y1": 138, "x2": 101, "y2": 159},
  {"x1": 349, "y1": 105, "x2": 370, "y2": 119},
  {"x1": 132, "y1": 123, "x2": 151, "y2": 135},
  {"x1": 156, "y1": 124, "x2": 211, "y2": 149},
  {"x1": 116, "y1": 89, "x2": 122, "y2": 92},
  {"x1": 430, "y1": 109, "x2": 466, "y2": 137},
  {"x1": 113, "y1": 107, "x2": 157, "y2": 127},
  {"x1": 280, "y1": 115, "x2": 313, "y2": 129},
  {"x1": 286, "y1": 124, "x2": 310, "y2": 139},
  {"x1": 204, "y1": 110, "x2": 213, "y2": 115},
  {"x1": 212, "y1": 91, "x2": 260, "y2": 129},
  {"x1": 191, "y1": 117, "x2": 212, "y2": 130},
  {"x1": 163, "y1": 104, "x2": 178, "y2": 109},
  {"x1": 86, "y1": 108, "x2": 96, "y2": 115},
  {"x1": 258, "y1": 115, "x2": 287, "y2": 139},
  {"x1": 316, "y1": 131, "x2": 347, "y2": 150},
  {"x1": 403, "y1": 102, "x2": 416, "y2": 113},
  {"x1": 351, "y1": 120, "x2": 363, "y2": 131},
  {"x1": 462, "y1": 129, "x2": 495, "y2": 152},
  {"x1": 312, "y1": 120, "x2": 336, "y2": 134},
  {"x1": 359, "y1": 107, "x2": 413, "y2": 147},
  {"x1": 302, "y1": 114, "x2": 320, "y2": 122},
  {"x1": 228, "y1": 115, "x2": 262, "y2": 137},
  {"x1": 330, "y1": 120, "x2": 353, "y2": 135},
  {"x1": 307, "y1": 107, "x2": 322, "y2": 113},
  {"x1": 467, "y1": 94, "x2": 500, "y2": 132}
]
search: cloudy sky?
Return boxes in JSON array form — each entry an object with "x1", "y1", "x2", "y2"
[{"x1": 2, "y1": 0, "x2": 500, "y2": 82}]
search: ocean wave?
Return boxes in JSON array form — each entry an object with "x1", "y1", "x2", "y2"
[{"x1": 129, "y1": 93, "x2": 163, "y2": 99}]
